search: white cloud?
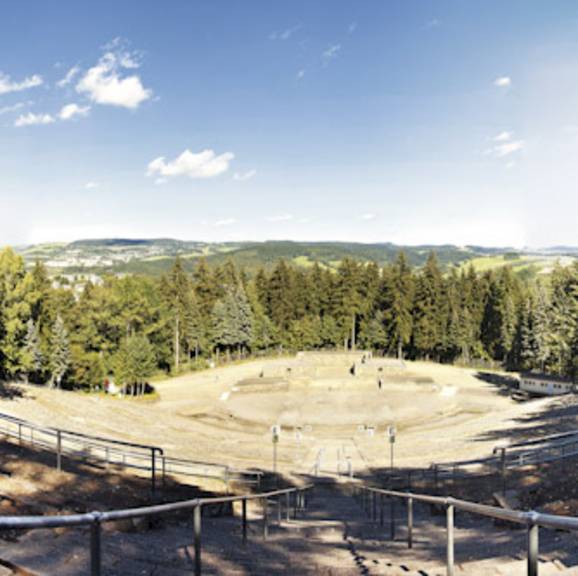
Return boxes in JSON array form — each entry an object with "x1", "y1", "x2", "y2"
[
  {"x1": 59, "y1": 103, "x2": 90, "y2": 120},
  {"x1": 348, "y1": 22, "x2": 357, "y2": 35},
  {"x1": 269, "y1": 25, "x2": 301, "y2": 41},
  {"x1": 57, "y1": 65, "x2": 80, "y2": 88},
  {"x1": 486, "y1": 131, "x2": 524, "y2": 158},
  {"x1": 233, "y1": 169, "x2": 257, "y2": 181},
  {"x1": 76, "y1": 47, "x2": 152, "y2": 109},
  {"x1": 214, "y1": 218, "x2": 237, "y2": 227},
  {"x1": 0, "y1": 72, "x2": 42, "y2": 95},
  {"x1": 0, "y1": 102, "x2": 26, "y2": 116},
  {"x1": 493, "y1": 140, "x2": 524, "y2": 157},
  {"x1": 14, "y1": 112, "x2": 55, "y2": 127},
  {"x1": 84, "y1": 181, "x2": 100, "y2": 190},
  {"x1": 493, "y1": 131, "x2": 513, "y2": 142},
  {"x1": 424, "y1": 18, "x2": 441, "y2": 29},
  {"x1": 147, "y1": 149, "x2": 234, "y2": 180},
  {"x1": 297, "y1": 69, "x2": 305, "y2": 80},
  {"x1": 266, "y1": 214, "x2": 293, "y2": 222},
  {"x1": 494, "y1": 76, "x2": 512, "y2": 88},
  {"x1": 322, "y1": 44, "x2": 341, "y2": 63},
  {"x1": 360, "y1": 213, "x2": 377, "y2": 221}
]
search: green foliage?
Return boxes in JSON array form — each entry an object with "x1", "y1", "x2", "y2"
[
  {"x1": 49, "y1": 315, "x2": 70, "y2": 388},
  {"x1": 2, "y1": 245, "x2": 578, "y2": 390}
]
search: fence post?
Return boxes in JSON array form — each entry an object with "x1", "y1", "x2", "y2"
[
  {"x1": 407, "y1": 496, "x2": 413, "y2": 549},
  {"x1": 194, "y1": 503, "x2": 202, "y2": 576},
  {"x1": 18, "y1": 423, "x2": 22, "y2": 445},
  {"x1": 379, "y1": 494, "x2": 384, "y2": 526},
  {"x1": 277, "y1": 497, "x2": 282, "y2": 524},
  {"x1": 263, "y1": 498, "x2": 269, "y2": 539},
  {"x1": 527, "y1": 521, "x2": 539, "y2": 576},
  {"x1": 294, "y1": 491, "x2": 298, "y2": 519},
  {"x1": 151, "y1": 449, "x2": 157, "y2": 501},
  {"x1": 56, "y1": 430, "x2": 62, "y2": 472},
  {"x1": 390, "y1": 496, "x2": 395, "y2": 540},
  {"x1": 285, "y1": 492, "x2": 291, "y2": 522},
  {"x1": 372, "y1": 491, "x2": 377, "y2": 522},
  {"x1": 446, "y1": 504, "x2": 454, "y2": 576},
  {"x1": 242, "y1": 498, "x2": 248, "y2": 544},
  {"x1": 500, "y1": 448, "x2": 507, "y2": 496},
  {"x1": 90, "y1": 513, "x2": 102, "y2": 576}
]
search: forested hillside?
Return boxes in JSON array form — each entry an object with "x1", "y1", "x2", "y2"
[
  {"x1": 15, "y1": 239, "x2": 528, "y2": 276},
  {"x1": 1, "y1": 246, "x2": 577, "y2": 393}
]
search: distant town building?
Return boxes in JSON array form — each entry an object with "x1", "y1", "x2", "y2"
[{"x1": 519, "y1": 372, "x2": 574, "y2": 396}]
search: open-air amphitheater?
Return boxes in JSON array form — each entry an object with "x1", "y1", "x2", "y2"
[{"x1": 2, "y1": 352, "x2": 578, "y2": 574}]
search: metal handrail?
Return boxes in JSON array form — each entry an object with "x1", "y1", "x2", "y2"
[
  {"x1": 0, "y1": 412, "x2": 262, "y2": 495},
  {"x1": 354, "y1": 482, "x2": 578, "y2": 576},
  {"x1": 0, "y1": 483, "x2": 314, "y2": 575}
]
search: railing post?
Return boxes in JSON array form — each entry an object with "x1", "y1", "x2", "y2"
[
  {"x1": 18, "y1": 423, "x2": 22, "y2": 445},
  {"x1": 390, "y1": 496, "x2": 395, "y2": 540},
  {"x1": 446, "y1": 504, "x2": 454, "y2": 576},
  {"x1": 527, "y1": 521, "x2": 539, "y2": 576},
  {"x1": 56, "y1": 430, "x2": 62, "y2": 472},
  {"x1": 242, "y1": 498, "x2": 248, "y2": 544},
  {"x1": 277, "y1": 496, "x2": 282, "y2": 524},
  {"x1": 293, "y1": 491, "x2": 298, "y2": 519},
  {"x1": 151, "y1": 449, "x2": 156, "y2": 501},
  {"x1": 90, "y1": 514, "x2": 102, "y2": 576},
  {"x1": 285, "y1": 492, "x2": 291, "y2": 522},
  {"x1": 372, "y1": 491, "x2": 377, "y2": 522},
  {"x1": 194, "y1": 503, "x2": 202, "y2": 576},
  {"x1": 407, "y1": 496, "x2": 413, "y2": 549},
  {"x1": 263, "y1": 498, "x2": 269, "y2": 539},
  {"x1": 379, "y1": 493, "x2": 384, "y2": 526}
]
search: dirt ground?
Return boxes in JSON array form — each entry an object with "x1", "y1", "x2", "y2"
[{"x1": 0, "y1": 354, "x2": 564, "y2": 481}]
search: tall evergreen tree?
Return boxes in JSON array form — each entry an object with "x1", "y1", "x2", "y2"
[{"x1": 49, "y1": 315, "x2": 70, "y2": 389}]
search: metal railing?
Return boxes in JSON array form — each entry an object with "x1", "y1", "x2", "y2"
[
  {"x1": 0, "y1": 412, "x2": 262, "y2": 498},
  {"x1": 353, "y1": 483, "x2": 578, "y2": 576},
  {"x1": 0, "y1": 484, "x2": 313, "y2": 575}
]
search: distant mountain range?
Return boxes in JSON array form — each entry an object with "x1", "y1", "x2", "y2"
[{"x1": 12, "y1": 239, "x2": 577, "y2": 277}]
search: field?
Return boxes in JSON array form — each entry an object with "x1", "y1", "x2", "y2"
[{"x1": 0, "y1": 353, "x2": 558, "y2": 483}]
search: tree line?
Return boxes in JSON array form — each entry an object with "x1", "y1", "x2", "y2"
[{"x1": 0, "y1": 246, "x2": 577, "y2": 392}]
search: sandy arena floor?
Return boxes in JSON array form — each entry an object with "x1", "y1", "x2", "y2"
[{"x1": 0, "y1": 354, "x2": 559, "y2": 480}]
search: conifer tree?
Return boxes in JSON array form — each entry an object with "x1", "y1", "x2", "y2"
[{"x1": 49, "y1": 315, "x2": 70, "y2": 389}]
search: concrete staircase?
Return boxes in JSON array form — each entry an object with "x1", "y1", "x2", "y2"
[{"x1": 2, "y1": 478, "x2": 578, "y2": 574}]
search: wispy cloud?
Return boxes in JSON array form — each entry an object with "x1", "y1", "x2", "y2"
[
  {"x1": 494, "y1": 76, "x2": 512, "y2": 88},
  {"x1": 214, "y1": 218, "x2": 237, "y2": 227},
  {"x1": 233, "y1": 169, "x2": 257, "y2": 181},
  {"x1": 84, "y1": 181, "x2": 100, "y2": 190},
  {"x1": 296, "y1": 69, "x2": 305, "y2": 80},
  {"x1": 322, "y1": 44, "x2": 341, "y2": 64},
  {"x1": 59, "y1": 103, "x2": 90, "y2": 120},
  {"x1": 266, "y1": 214, "x2": 293, "y2": 222},
  {"x1": 0, "y1": 102, "x2": 27, "y2": 116},
  {"x1": 360, "y1": 213, "x2": 377, "y2": 221},
  {"x1": 423, "y1": 18, "x2": 441, "y2": 30},
  {"x1": 269, "y1": 24, "x2": 301, "y2": 41},
  {"x1": 147, "y1": 149, "x2": 234, "y2": 180},
  {"x1": 347, "y1": 22, "x2": 357, "y2": 35},
  {"x1": 493, "y1": 131, "x2": 513, "y2": 142},
  {"x1": 0, "y1": 72, "x2": 42, "y2": 95},
  {"x1": 57, "y1": 65, "x2": 80, "y2": 88},
  {"x1": 487, "y1": 131, "x2": 524, "y2": 157},
  {"x1": 76, "y1": 40, "x2": 152, "y2": 109},
  {"x1": 14, "y1": 112, "x2": 55, "y2": 127}
]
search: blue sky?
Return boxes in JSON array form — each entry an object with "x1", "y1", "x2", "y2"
[{"x1": 1, "y1": 1, "x2": 578, "y2": 247}]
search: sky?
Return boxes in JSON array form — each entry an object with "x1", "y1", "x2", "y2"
[{"x1": 1, "y1": 1, "x2": 578, "y2": 248}]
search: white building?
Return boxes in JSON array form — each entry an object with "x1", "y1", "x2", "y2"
[{"x1": 519, "y1": 372, "x2": 574, "y2": 396}]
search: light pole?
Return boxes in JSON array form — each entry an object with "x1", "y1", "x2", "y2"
[
  {"x1": 271, "y1": 425, "x2": 280, "y2": 477},
  {"x1": 388, "y1": 425, "x2": 396, "y2": 475}
]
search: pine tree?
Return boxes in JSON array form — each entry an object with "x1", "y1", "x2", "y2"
[
  {"x1": 382, "y1": 252, "x2": 414, "y2": 358},
  {"x1": 23, "y1": 319, "x2": 43, "y2": 383},
  {"x1": 113, "y1": 335, "x2": 156, "y2": 395},
  {"x1": 49, "y1": 315, "x2": 70, "y2": 389}
]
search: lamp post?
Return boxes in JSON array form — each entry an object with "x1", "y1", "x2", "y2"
[
  {"x1": 388, "y1": 425, "x2": 396, "y2": 475},
  {"x1": 271, "y1": 425, "x2": 280, "y2": 476}
]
